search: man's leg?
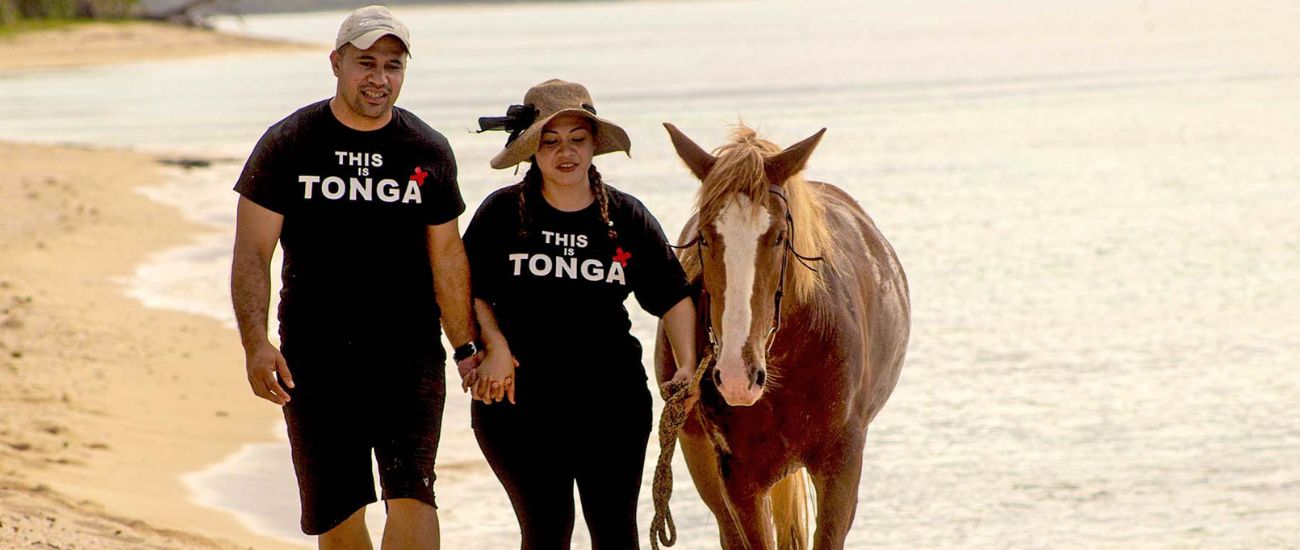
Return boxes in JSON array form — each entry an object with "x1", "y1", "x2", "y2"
[
  {"x1": 282, "y1": 352, "x2": 380, "y2": 542},
  {"x1": 319, "y1": 507, "x2": 373, "y2": 550},
  {"x1": 374, "y1": 358, "x2": 445, "y2": 549},
  {"x1": 381, "y1": 498, "x2": 439, "y2": 550}
]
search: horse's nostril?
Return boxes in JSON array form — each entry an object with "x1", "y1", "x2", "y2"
[
  {"x1": 754, "y1": 368, "x2": 767, "y2": 389},
  {"x1": 712, "y1": 367, "x2": 723, "y2": 388}
]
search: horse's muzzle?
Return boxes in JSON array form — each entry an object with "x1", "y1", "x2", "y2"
[{"x1": 713, "y1": 363, "x2": 766, "y2": 406}]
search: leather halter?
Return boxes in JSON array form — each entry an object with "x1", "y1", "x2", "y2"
[{"x1": 671, "y1": 185, "x2": 824, "y2": 359}]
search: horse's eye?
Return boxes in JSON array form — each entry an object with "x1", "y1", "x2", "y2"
[{"x1": 774, "y1": 231, "x2": 786, "y2": 247}]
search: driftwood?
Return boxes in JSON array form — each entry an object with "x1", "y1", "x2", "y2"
[{"x1": 138, "y1": 0, "x2": 230, "y2": 29}]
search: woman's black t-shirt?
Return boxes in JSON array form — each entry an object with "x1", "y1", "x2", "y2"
[{"x1": 463, "y1": 183, "x2": 690, "y2": 405}]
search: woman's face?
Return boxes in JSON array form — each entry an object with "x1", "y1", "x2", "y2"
[{"x1": 535, "y1": 115, "x2": 596, "y2": 188}]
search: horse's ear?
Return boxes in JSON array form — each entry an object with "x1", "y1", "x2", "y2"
[
  {"x1": 766, "y1": 128, "x2": 827, "y2": 186},
  {"x1": 664, "y1": 123, "x2": 717, "y2": 182}
]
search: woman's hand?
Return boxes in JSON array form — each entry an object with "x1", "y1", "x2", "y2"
[
  {"x1": 474, "y1": 347, "x2": 520, "y2": 404},
  {"x1": 661, "y1": 365, "x2": 699, "y2": 411}
]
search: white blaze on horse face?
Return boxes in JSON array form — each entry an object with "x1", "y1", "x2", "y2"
[{"x1": 713, "y1": 195, "x2": 773, "y2": 405}]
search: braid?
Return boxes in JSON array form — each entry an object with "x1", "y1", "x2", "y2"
[
  {"x1": 516, "y1": 161, "x2": 543, "y2": 238},
  {"x1": 589, "y1": 164, "x2": 618, "y2": 242}
]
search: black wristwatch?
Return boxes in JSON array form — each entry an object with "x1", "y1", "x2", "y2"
[{"x1": 453, "y1": 341, "x2": 480, "y2": 362}]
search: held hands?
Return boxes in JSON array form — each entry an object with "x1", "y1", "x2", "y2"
[
  {"x1": 473, "y1": 348, "x2": 520, "y2": 405},
  {"x1": 245, "y1": 342, "x2": 294, "y2": 406},
  {"x1": 456, "y1": 352, "x2": 483, "y2": 393}
]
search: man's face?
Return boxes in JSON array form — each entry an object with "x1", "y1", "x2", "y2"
[{"x1": 330, "y1": 35, "x2": 407, "y2": 124}]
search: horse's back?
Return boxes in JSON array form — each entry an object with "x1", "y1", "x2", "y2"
[{"x1": 809, "y1": 180, "x2": 911, "y2": 424}]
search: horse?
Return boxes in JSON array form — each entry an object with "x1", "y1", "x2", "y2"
[{"x1": 654, "y1": 123, "x2": 911, "y2": 549}]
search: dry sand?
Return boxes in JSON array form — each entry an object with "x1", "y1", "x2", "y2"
[
  {"x1": 0, "y1": 20, "x2": 312, "y2": 73},
  {"x1": 0, "y1": 22, "x2": 306, "y2": 550}
]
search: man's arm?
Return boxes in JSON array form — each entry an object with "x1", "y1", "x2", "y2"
[
  {"x1": 231, "y1": 197, "x2": 294, "y2": 405},
  {"x1": 427, "y1": 219, "x2": 477, "y2": 353}
]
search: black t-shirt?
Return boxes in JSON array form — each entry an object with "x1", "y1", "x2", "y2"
[
  {"x1": 463, "y1": 184, "x2": 691, "y2": 392},
  {"x1": 234, "y1": 100, "x2": 464, "y2": 359}
]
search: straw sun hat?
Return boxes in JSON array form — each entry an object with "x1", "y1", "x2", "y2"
[{"x1": 480, "y1": 79, "x2": 631, "y2": 170}]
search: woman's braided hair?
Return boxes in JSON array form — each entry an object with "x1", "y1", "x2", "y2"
[{"x1": 514, "y1": 146, "x2": 618, "y2": 242}]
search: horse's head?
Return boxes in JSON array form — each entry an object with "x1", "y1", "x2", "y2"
[{"x1": 665, "y1": 123, "x2": 827, "y2": 407}]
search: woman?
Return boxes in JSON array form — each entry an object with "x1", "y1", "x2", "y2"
[{"x1": 462, "y1": 79, "x2": 697, "y2": 548}]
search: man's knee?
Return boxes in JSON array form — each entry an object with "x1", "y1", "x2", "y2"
[
  {"x1": 319, "y1": 507, "x2": 371, "y2": 550},
  {"x1": 386, "y1": 497, "x2": 438, "y2": 522}
]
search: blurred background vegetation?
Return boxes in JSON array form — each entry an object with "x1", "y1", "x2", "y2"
[
  {"x1": 0, "y1": 0, "x2": 139, "y2": 27},
  {"x1": 0, "y1": 0, "x2": 507, "y2": 30}
]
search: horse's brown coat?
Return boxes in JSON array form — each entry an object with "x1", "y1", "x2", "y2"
[{"x1": 656, "y1": 124, "x2": 910, "y2": 549}]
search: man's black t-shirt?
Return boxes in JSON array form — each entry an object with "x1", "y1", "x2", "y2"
[
  {"x1": 462, "y1": 183, "x2": 690, "y2": 396},
  {"x1": 234, "y1": 100, "x2": 464, "y2": 360}
]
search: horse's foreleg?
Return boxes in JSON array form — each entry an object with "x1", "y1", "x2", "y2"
[
  {"x1": 681, "y1": 415, "x2": 747, "y2": 549},
  {"x1": 807, "y1": 431, "x2": 867, "y2": 550},
  {"x1": 718, "y1": 456, "x2": 777, "y2": 550}
]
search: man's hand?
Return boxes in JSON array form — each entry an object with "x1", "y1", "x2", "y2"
[
  {"x1": 245, "y1": 342, "x2": 294, "y2": 406},
  {"x1": 457, "y1": 351, "x2": 482, "y2": 393}
]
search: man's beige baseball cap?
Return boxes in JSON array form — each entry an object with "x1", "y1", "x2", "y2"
[{"x1": 335, "y1": 5, "x2": 412, "y2": 55}]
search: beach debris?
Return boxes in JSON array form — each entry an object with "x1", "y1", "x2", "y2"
[
  {"x1": 158, "y1": 157, "x2": 212, "y2": 169},
  {"x1": 34, "y1": 422, "x2": 64, "y2": 436},
  {"x1": 140, "y1": 0, "x2": 222, "y2": 29}
]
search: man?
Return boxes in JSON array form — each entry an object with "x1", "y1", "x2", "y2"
[{"x1": 230, "y1": 6, "x2": 477, "y2": 549}]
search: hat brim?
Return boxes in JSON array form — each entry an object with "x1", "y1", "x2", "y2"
[
  {"x1": 349, "y1": 29, "x2": 412, "y2": 55},
  {"x1": 490, "y1": 109, "x2": 631, "y2": 170}
]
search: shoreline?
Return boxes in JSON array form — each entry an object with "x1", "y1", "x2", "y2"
[{"x1": 0, "y1": 21, "x2": 308, "y2": 550}]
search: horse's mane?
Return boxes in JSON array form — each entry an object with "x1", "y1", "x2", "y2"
[{"x1": 681, "y1": 125, "x2": 835, "y2": 305}]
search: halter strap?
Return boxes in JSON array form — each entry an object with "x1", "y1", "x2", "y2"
[{"x1": 671, "y1": 186, "x2": 824, "y2": 360}]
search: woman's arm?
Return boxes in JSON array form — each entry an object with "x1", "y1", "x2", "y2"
[
  {"x1": 661, "y1": 296, "x2": 698, "y2": 385},
  {"x1": 473, "y1": 297, "x2": 519, "y2": 404}
]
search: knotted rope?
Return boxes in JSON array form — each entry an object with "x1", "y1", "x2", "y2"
[{"x1": 650, "y1": 348, "x2": 715, "y2": 550}]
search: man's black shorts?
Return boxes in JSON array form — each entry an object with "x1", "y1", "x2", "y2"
[{"x1": 281, "y1": 350, "x2": 446, "y2": 535}]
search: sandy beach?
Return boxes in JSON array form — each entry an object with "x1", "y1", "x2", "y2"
[
  {"x1": 0, "y1": 22, "x2": 307, "y2": 550},
  {"x1": 0, "y1": 20, "x2": 312, "y2": 73}
]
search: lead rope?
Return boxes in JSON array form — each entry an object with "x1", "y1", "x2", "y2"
[{"x1": 650, "y1": 346, "x2": 715, "y2": 550}]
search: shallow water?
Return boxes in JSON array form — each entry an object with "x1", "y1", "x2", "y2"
[{"x1": 2, "y1": 0, "x2": 1298, "y2": 547}]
